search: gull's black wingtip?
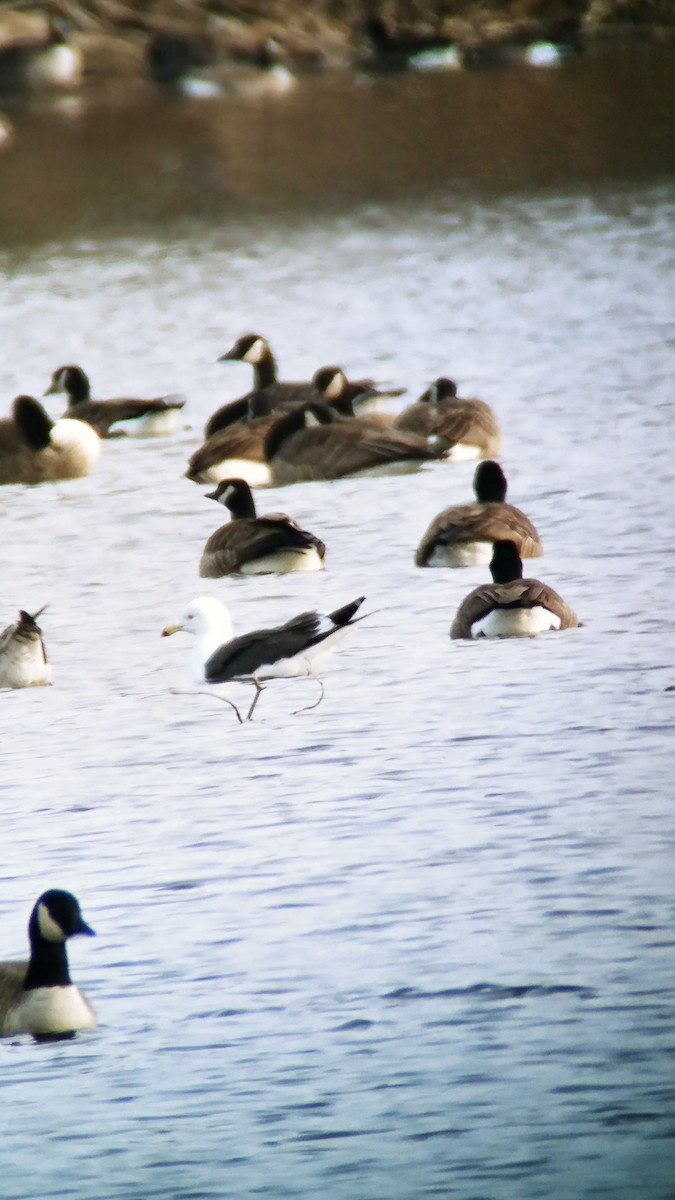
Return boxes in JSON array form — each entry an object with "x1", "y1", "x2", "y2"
[{"x1": 329, "y1": 596, "x2": 366, "y2": 626}]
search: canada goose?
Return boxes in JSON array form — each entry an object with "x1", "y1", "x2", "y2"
[
  {"x1": 0, "y1": 13, "x2": 82, "y2": 95},
  {"x1": 450, "y1": 540, "x2": 579, "y2": 639},
  {"x1": 45, "y1": 365, "x2": 185, "y2": 438},
  {"x1": 163, "y1": 594, "x2": 365, "y2": 719},
  {"x1": 207, "y1": 334, "x2": 403, "y2": 436},
  {"x1": 0, "y1": 607, "x2": 51, "y2": 688},
  {"x1": 396, "y1": 378, "x2": 501, "y2": 459},
  {"x1": 359, "y1": 18, "x2": 462, "y2": 72},
  {"x1": 415, "y1": 460, "x2": 543, "y2": 567},
  {"x1": 200, "y1": 478, "x2": 326, "y2": 576},
  {"x1": 145, "y1": 31, "x2": 295, "y2": 99},
  {"x1": 265, "y1": 403, "x2": 447, "y2": 486},
  {"x1": 0, "y1": 889, "x2": 96, "y2": 1039},
  {"x1": 0, "y1": 395, "x2": 100, "y2": 486},
  {"x1": 190, "y1": 367, "x2": 381, "y2": 486}
]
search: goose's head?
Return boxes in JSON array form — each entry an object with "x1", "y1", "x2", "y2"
[
  {"x1": 29, "y1": 889, "x2": 95, "y2": 947},
  {"x1": 218, "y1": 334, "x2": 270, "y2": 366}
]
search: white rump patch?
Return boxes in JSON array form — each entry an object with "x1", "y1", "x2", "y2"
[
  {"x1": 112, "y1": 410, "x2": 179, "y2": 438},
  {"x1": 240, "y1": 547, "x2": 324, "y2": 575},
  {"x1": 49, "y1": 417, "x2": 101, "y2": 471},
  {"x1": 427, "y1": 541, "x2": 493, "y2": 568},
  {"x1": 473, "y1": 606, "x2": 561, "y2": 638},
  {"x1": 442, "y1": 442, "x2": 482, "y2": 462}
]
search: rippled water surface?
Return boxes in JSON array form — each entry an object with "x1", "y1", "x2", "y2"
[{"x1": 1, "y1": 44, "x2": 675, "y2": 1200}]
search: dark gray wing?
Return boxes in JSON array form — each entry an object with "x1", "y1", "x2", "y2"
[
  {"x1": 67, "y1": 397, "x2": 184, "y2": 437},
  {"x1": 205, "y1": 612, "x2": 324, "y2": 681}
]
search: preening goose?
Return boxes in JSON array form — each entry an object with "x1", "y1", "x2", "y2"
[
  {"x1": 265, "y1": 403, "x2": 447, "y2": 486},
  {"x1": 199, "y1": 478, "x2": 326, "y2": 576},
  {"x1": 0, "y1": 395, "x2": 100, "y2": 485},
  {"x1": 162, "y1": 594, "x2": 365, "y2": 719},
  {"x1": 0, "y1": 607, "x2": 51, "y2": 688},
  {"x1": 450, "y1": 540, "x2": 579, "y2": 639},
  {"x1": 190, "y1": 367, "x2": 388, "y2": 486},
  {"x1": 0, "y1": 890, "x2": 95, "y2": 1039},
  {"x1": 415, "y1": 460, "x2": 543, "y2": 567},
  {"x1": 45, "y1": 365, "x2": 185, "y2": 437},
  {"x1": 396, "y1": 377, "x2": 501, "y2": 459}
]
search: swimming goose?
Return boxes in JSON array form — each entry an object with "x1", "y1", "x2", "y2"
[
  {"x1": 207, "y1": 335, "x2": 403, "y2": 436},
  {"x1": 0, "y1": 607, "x2": 51, "y2": 688},
  {"x1": 190, "y1": 368, "x2": 381, "y2": 486},
  {"x1": 0, "y1": 889, "x2": 96, "y2": 1039},
  {"x1": 450, "y1": 540, "x2": 579, "y2": 639},
  {"x1": 0, "y1": 395, "x2": 100, "y2": 485},
  {"x1": 0, "y1": 13, "x2": 82, "y2": 95},
  {"x1": 415, "y1": 460, "x2": 543, "y2": 567},
  {"x1": 396, "y1": 377, "x2": 501, "y2": 459},
  {"x1": 200, "y1": 478, "x2": 326, "y2": 576},
  {"x1": 265, "y1": 403, "x2": 447, "y2": 486},
  {"x1": 45, "y1": 365, "x2": 185, "y2": 438},
  {"x1": 163, "y1": 594, "x2": 365, "y2": 719}
]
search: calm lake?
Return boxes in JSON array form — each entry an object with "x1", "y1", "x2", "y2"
[{"x1": 1, "y1": 37, "x2": 674, "y2": 1200}]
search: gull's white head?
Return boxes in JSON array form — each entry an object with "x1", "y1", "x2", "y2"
[{"x1": 162, "y1": 596, "x2": 233, "y2": 682}]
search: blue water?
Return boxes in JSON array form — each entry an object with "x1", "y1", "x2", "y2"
[{"x1": 1, "y1": 57, "x2": 675, "y2": 1200}]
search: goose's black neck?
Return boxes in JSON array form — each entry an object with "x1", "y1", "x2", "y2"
[
  {"x1": 252, "y1": 349, "x2": 278, "y2": 391},
  {"x1": 490, "y1": 540, "x2": 524, "y2": 584},
  {"x1": 227, "y1": 481, "x2": 257, "y2": 519},
  {"x1": 65, "y1": 369, "x2": 92, "y2": 406},
  {"x1": 23, "y1": 938, "x2": 71, "y2": 991}
]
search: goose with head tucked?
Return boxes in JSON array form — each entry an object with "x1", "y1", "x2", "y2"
[
  {"x1": 0, "y1": 395, "x2": 100, "y2": 485},
  {"x1": 265, "y1": 402, "x2": 448, "y2": 486},
  {"x1": 396, "y1": 377, "x2": 501, "y2": 459},
  {"x1": 45, "y1": 365, "x2": 185, "y2": 438},
  {"x1": 450, "y1": 539, "x2": 579, "y2": 639},
  {"x1": 190, "y1": 367, "x2": 383, "y2": 486},
  {"x1": 199, "y1": 478, "x2": 326, "y2": 576},
  {"x1": 0, "y1": 607, "x2": 51, "y2": 688},
  {"x1": 416, "y1": 460, "x2": 543, "y2": 567},
  {"x1": 0, "y1": 889, "x2": 96, "y2": 1039},
  {"x1": 163, "y1": 594, "x2": 365, "y2": 720},
  {"x1": 207, "y1": 334, "x2": 403, "y2": 437}
]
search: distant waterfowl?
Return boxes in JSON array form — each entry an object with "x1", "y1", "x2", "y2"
[
  {"x1": 145, "y1": 30, "x2": 295, "y2": 100},
  {"x1": 415, "y1": 460, "x2": 543, "y2": 567},
  {"x1": 0, "y1": 889, "x2": 96, "y2": 1039},
  {"x1": 359, "y1": 18, "x2": 461, "y2": 72},
  {"x1": 265, "y1": 403, "x2": 448, "y2": 486},
  {"x1": 396, "y1": 377, "x2": 501, "y2": 459},
  {"x1": 0, "y1": 607, "x2": 51, "y2": 688},
  {"x1": 0, "y1": 13, "x2": 82, "y2": 96},
  {"x1": 200, "y1": 478, "x2": 326, "y2": 576},
  {"x1": 0, "y1": 395, "x2": 100, "y2": 485},
  {"x1": 450, "y1": 540, "x2": 579, "y2": 639},
  {"x1": 163, "y1": 594, "x2": 365, "y2": 720},
  {"x1": 45, "y1": 365, "x2": 185, "y2": 438},
  {"x1": 208, "y1": 334, "x2": 403, "y2": 436}
]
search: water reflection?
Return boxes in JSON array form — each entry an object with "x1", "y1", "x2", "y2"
[{"x1": 0, "y1": 39, "x2": 674, "y2": 243}]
